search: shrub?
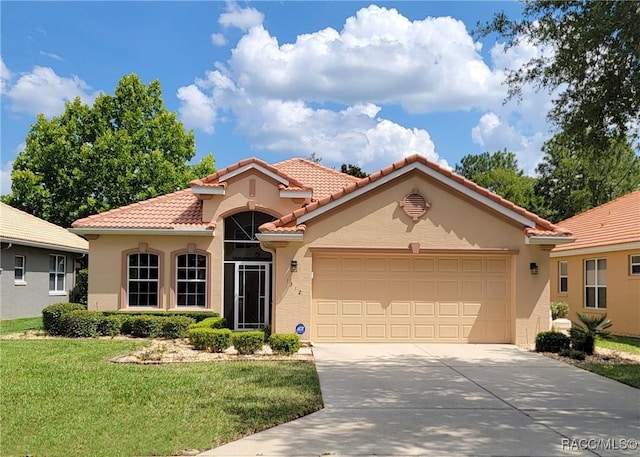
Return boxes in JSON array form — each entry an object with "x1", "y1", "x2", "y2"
[
  {"x1": 535, "y1": 331, "x2": 570, "y2": 353},
  {"x1": 130, "y1": 315, "x2": 165, "y2": 338},
  {"x1": 560, "y1": 348, "x2": 586, "y2": 361},
  {"x1": 74, "y1": 269, "x2": 88, "y2": 305},
  {"x1": 103, "y1": 311, "x2": 219, "y2": 322},
  {"x1": 120, "y1": 316, "x2": 135, "y2": 335},
  {"x1": 231, "y1": 331, "x2": 265, "y2": 355},
  {"x1": 262, "y1": 324, "x2": 272, "y2": 343},
  {"x1": 551, "y1": 301, "x2": 570, "y2": 320},
  {"x1": 162, "y1": 316, "x2": 196, "y2": 339},
  {"x1": 569, "y1": 327, "x2": 593, "y2": 355},
  {"x1": 98, "y1": 314, "x2": 126, "y2": 337},
  {"x1": 269, "y1": 333, "x2": 300, "y2": 355},
  {"x1": 42, "y1": 302, "x2": 86, "y2": 335},
  {"x1": 188, "y1": 328, "x2": 232, "y2": 352},
  {"x1": 58, "y1": 310, "x2": 101, "y2": 338},
  {"x1": 187, "y1": 316, "x2": 226, "y2": 330},
  {"x1": 571, "y1": 312, "x2": 612, "y2": 355}
]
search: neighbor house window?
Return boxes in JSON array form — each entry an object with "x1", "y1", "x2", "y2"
[
  {"x1": 558, "y1": 261, "x2": 568, "y2": 293},
  {"x1": 128, "y1": 253, "x2": 159, "y2": 307},
  {"x1": 585, "y1": 259, "x2": 606, "y2": 309},
  {"x1": 631, "y1": 255, "x2": 640, "y2": 275},
  {"x1": 176, "y1": 253, "x2": 207, "y2": 307},
  {"x1": 14, "y1": 256, "x2": 26, "y2": 284},
  {"x1": 49, "y1": 255, "x2": 65, "y2": 293}
]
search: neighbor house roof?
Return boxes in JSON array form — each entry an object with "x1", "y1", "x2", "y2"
[
  {"x1": 1, "y1": 203, "x2": 88, "y2": 253},
  {"x1": 552, "y1": 190, "x2": 640, "y2": 254},
  {"x1": 260, "y1": 154, "x2": 573, "y2": 243}
]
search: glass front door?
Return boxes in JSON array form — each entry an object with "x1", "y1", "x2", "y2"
[{"x1": 235, "y1": 262, "x2": 270, "y2": 330}]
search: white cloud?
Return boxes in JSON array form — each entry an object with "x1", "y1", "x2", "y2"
[
  {"x1": 1, "y1": 161, "x2": 14, "y2": 196},
  {"x1": 218, "y1": 2, "x2": 264, "y2": 31},
  {"x1": 177, "y1": 84, "x2": 217, "y2": 134},
  {"x1": 0, "y1": 56, "x2": 11, "y2": 94},
  {"x1": 39, "y1": 51, "x2": 64, "y2": 61},
  {"x1": 210, "y1": 33, "x2": 227, "y2": 46},
  {"x1": 6, "y1": 66, "x2": 97, "y2": 117}
]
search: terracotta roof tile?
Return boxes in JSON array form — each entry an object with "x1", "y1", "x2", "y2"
[
  {"x1": 552, "y1": 190, "x2": 640, "y2": 252},
  {"x1": 273, "y1": 158, "x2": 359, "y2": 200},
  {"x1": 1, "y1": 203, "x2": 88, "y2": 251},
  {"x1": 263, "y1": 154, "x2": 570, "y2": 236},
  {"x1": 72, "y1": 189, "x2": 210, "y2": 229}
]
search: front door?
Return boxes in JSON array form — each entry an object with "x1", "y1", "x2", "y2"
[{"x1": 234, "y1": 262, "x2": 270, "y2": 330}]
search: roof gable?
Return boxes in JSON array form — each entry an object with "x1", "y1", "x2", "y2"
[
  {"x1": 1, "y1": 203, "x2": 88, "y2": 252},
  {"x1": 552, "y1": 190, "x2": 640, "y2": 253}
]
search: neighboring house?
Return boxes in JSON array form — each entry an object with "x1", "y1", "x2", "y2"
[
  {"x1": 0, "y1": 203, "x2": 89, "y2": 319},
  {"x1": 71, "y1": 155, "x2": 574, "y2": 344},
  {"x1": 550, "y1": 190, "x2": 640, "y2": 336}
]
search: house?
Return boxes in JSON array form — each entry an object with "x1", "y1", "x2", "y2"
[
  {"x1": 550, "y1": 190, "x2": 640, "y2": 336},
  {"x1": 70, "y1": 155, "x2": 574, "y2": 344},
  {"x1": 0, "y1": 203, "x2": 89, "y2": 319}
]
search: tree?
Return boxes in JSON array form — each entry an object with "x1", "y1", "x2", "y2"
[
  {"x1": 535, "y1": 132, "x2": 640, "y2": 222},
  {"x1": 479, "y1": 1, "x2": 640, "y2": 151},
  {"x1": 455, "y1": 149, "x2": 539, "y2": 212},
  {"x1": 340, "y1": 163, "x2": 368, "y2": 178},
  {"x1": 5, "y1": 74, "x2": 215, "y2": 226}
]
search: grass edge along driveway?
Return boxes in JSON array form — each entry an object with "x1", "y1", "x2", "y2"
[{"x1": 0, "y1": 337, "x2": 322, "y2": 457}]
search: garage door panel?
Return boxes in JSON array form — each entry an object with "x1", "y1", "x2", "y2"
[{"x1": 312, "y1": 255, "x2": 511, "y2": 343}]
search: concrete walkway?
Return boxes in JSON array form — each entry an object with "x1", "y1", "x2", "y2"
[{"x1": 200, "y1": 344, "x2": 640, "y2": 456}]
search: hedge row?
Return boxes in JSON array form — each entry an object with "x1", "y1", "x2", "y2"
[{"x1": 186, "y1": 330, "x2": 301, "y2": 355}]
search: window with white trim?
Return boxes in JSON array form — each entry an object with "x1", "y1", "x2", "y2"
[
  {"x1": 558, "y1": 261, "x2": 568, "y2": 293},
  {"x1": 14, "y1": 255, "x2": 26, "y2": 284},
  {"x1": 631, "y1": 255, "x2": 640, "y2": 275},
  {"x1": 49, "y1": 255, "x2": 65, "y2": 292},
  {"x1": 176, "y1": 253, "x2": 207, "y2": 307},
  {"x1": 128, "y1": 253, "x2": 159, "y2": 307},
  {"x1": 585, "y1": 258, "x2": 606, "y2": 309}
]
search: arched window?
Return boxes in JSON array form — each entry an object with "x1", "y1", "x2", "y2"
[
  {"x1": 128, "y1": 253, "x2": 159, "y2": 307},
  {"x1": 176, "y1": 253, "x2": 207, "y2": 307}
]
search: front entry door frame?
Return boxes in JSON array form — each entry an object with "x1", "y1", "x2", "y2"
[{"x1": 234, "y1": 261, "x2": 270, "y2": 330}]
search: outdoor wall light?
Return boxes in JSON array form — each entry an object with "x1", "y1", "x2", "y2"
[
  {"x1": 530, "y1": 262, "x2": 539, "y2": 275},
  {"x1": 290, "y1": 260, "x2": 298, "y2": 272}
]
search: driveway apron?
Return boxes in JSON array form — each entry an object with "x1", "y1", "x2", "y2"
[{"x1": 200, "y1": 344, "x2": 640, "y2": 456}]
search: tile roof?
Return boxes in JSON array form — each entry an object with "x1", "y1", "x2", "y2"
[
  {"x1": 552, "y1": 190, "x2": 640, "y2": 252},
  {"x1": 260, "y1": 154, "x2": 571, "y2": 238},
  {"x1": 273, "y1": 158, "x2": 359, "y2": 200},
  {"x1": 1, "y1": 203, "x2": 88, "y2": 252},
  {"x1": 71, "y1": 189, "x2": 209, "y2": 229}
]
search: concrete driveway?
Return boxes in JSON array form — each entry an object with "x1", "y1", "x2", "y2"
[{"x1": 200, "y1": 344, "x2": 640, "y2": 456}]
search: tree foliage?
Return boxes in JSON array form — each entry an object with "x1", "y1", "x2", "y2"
[
  {"x1": 535, "y1": 132, "x2": 640, "y2": 222},
  {"x1": 5, "y1": 74, "x2": 215, "y2": 226},
  {"x1": 340, "y1": 163, "x2": 369, "y2": 178},
  {"x1": 455, "y1": 149, "x2": 539, "y2": 212},
  {"x1": 479, "y1": 1, "x2": 640, "y2": 150}
]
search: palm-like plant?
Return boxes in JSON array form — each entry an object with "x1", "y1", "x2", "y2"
[{"x1": 570, "y1": 312, "x2": 612, "y2": 355}]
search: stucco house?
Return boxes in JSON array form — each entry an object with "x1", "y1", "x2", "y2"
[
  {"x1": 70, "y1": 155, "x2": 574, "y2": 344},
  {"x1": 550, "y1": 190, "x2": 640, "y2": 336},
  {"x1": 0, "y1": 203, "x2": 89, "y2": 319}
]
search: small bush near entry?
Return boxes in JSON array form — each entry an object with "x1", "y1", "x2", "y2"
[
  {"x1": 569, "y1": 326, "x2": 594, "y2": 355},
  {"x1": 560, "y1": 348, "x2": 586, "y2": 361},
  {"x1": 261, "y1": 325, "x2": 272, "y2": 343},
  {"x1": 231, "y1": 331, "x2": 265, "y2": 355},
  {"x1": 550, "y1": 301, "x2": 570, "y2": 320},
  {"x1": 42, "y1": 302, "x2": 86, "y2": 335},
  {"x1": 269, "y1": 333, "x2": 300, "y2": 355},
  {"x1": 162, "y1": 316, "x2": 196, "y2": 339},
  {"x1": 535, "y1": 331, "x2": 570, "y2": 353},
  {"x1": 130, "y1": 315, "x2": 165, "y2": 338},
  {"x1": 58, "y1": 310, "x2": 101, "y2": 338},
  {"x1": 187, "y1": 316, "x2": 226, "y2": 330},
  {"x1": 98, "y1": 314, "x2": 126, "y2": 337},
  {"x1": 188, "y1": 327, "x2": 232, "y2": 352}
]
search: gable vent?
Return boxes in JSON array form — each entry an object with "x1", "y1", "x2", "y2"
[{"x1": 400, "y1": 189, "x2": 430, "y2": 221}]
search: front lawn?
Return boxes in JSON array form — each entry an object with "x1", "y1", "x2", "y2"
[
  {"x1": 596, "y1": 334, "x2": 640, "y2": 355},
  {"x1": 0, "y1": 316, "x2": 43, "y2": 335},
  {"x1": 0, "y1": 339, "x2": 323, "y2": 457},
  {"x1": 580, "y1": 364, "x2": 640, "y2": 389}
]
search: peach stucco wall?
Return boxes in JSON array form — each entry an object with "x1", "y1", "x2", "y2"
[
  {"x1": 550, "y1": 249, "x2": 640, "y2": 336},
  {"x1": 268, "y1": 172, "x2": 553, "y2": 344}
]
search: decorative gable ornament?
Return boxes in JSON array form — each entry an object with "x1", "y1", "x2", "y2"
[{"x1": 400, "y1": 189, "x2": 430, "y2": 221}]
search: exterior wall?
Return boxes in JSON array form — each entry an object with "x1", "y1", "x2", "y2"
[
  {"x1": 0, "y1": 244, "x2": 79, "y2": 319},
  {"x1": 268, "y1": 172, "x2": 552, "y2": 344},
  {"x1": 550, "y1": 249, "x2": 640, "y2": 336}
]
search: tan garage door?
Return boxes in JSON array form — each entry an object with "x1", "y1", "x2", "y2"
[{"x1": 312, "y1": 254, "x2": 511, "y2": 343}]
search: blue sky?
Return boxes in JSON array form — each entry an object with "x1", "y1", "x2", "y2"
[{"x1": 1, "y1": 1, "x2": 554, "y2": 195}]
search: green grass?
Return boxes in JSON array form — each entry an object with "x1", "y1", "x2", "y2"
[
  {"x1": 0, "y1": 317, "x2": 43, "y2": 335},
  {"x1": 0, "y1": 339, "x2": 323, "y2": 457},
  {"x1": 596, "y1": 334, "x2": 640, "y2": 355},
  {"x1": 581, "y1": 364, "x2": 640, "y2": 389}
]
